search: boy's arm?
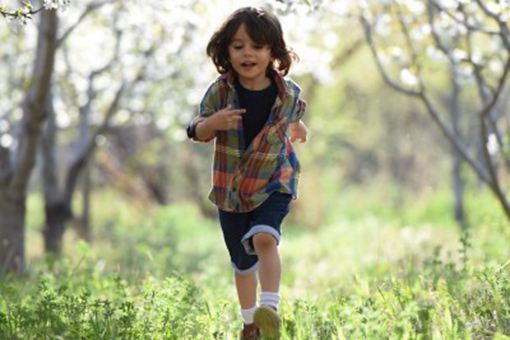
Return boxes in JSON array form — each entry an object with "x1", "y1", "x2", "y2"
[
  {"x1": 194, "y1": 117, "x2": 216, "y2": 142},
  {"x1": 188, "y1": 105, "x2": 246, "y2": 142},
  {"x1": 188, "y1": 116, "x2": 216, "y2": 142}
]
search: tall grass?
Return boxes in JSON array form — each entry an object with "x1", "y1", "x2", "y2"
[{"x1": 2, "y1": 188, "x2": 509, "y2": 339}]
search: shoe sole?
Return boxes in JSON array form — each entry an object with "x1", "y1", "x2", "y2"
[{"x1": 253, "y1": 306, "x2": 281, "y2": 339}]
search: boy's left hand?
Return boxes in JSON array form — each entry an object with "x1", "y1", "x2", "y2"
[{"x1": 289, "y1": 120, "x2": 309, "y2": 143}]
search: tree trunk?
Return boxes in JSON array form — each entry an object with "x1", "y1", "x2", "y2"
[
  {"x1": 76, "y1": 159, "x2": 92, "y2": 242},
  {"x1": 41, "y1": 86, "x2": 68, "y2": 254},
  {"x1": 43, "y1": 201, "x2": 71, "y2": 253},
  {"x1": 0, "y1": 10, "x2": 58, "y2": 273},
  {"x1": 452, "y1": 153, "x2": 466, "y2": 228},
  {"x1": 449, "y1": 65, "x2": 466, "y2": 229},
  {"x1": 0, "y1": 191, "x2": 26, "y2": 274}
]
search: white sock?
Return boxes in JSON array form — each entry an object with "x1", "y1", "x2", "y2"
[
  {"x1": 241, "y1": 305, "x2": 257, "y2": 325},
  {"x1": 260, "y1": 291, "x2": 280, "y2": 310}
]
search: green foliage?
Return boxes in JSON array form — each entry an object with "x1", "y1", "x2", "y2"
[
  {"x1": 13, "y1": 190, "x2": 510, "y2": 338},
  {"x1": 0, "y1": 269, "x2": 215, "y2": 339},
  {"x1": 2, "y1": 247, "x2": 510, "y2": 338}
]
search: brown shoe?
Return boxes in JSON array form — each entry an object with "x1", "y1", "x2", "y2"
[
  {"x1": 240, "y1": 323, "x2": 260, "y2": 340},
  {"x1": 253, "y1": 305, "x2": 281, "y2": 339}
]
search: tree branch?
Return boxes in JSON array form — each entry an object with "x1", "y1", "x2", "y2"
[
  {"x1": 56, "y1": 0, "x2": 118, "y2": 48},
  {"x1": 360, "y1": 13, "x2": 421, "y2": 97},
  {"x1": 361, "y1": 3, "x2": 491, "y2": 183},
  {"x1": 430, "y1": 0, "x2": 500, "y2": 37},
  {"x1": 474, "y1": 0, "x2": 510, "y2": 49},
  {"x1": 64, "y1": 81, "x2": 126, "y2": 202},
  {"x1": 0, "y1": 4, "x2": 43, "y2": 19}
]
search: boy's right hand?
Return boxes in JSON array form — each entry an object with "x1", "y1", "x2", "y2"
[{"x1": 206, "y1": 105, "x2": 246, "y2": 131}]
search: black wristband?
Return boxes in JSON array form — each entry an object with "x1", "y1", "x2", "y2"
[{"x1": 186, "y1": 123, "x2": 197, "y2": 139}]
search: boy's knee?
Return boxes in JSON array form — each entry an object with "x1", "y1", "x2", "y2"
[{"x1": 253, "y1": 232, "x2": 277, "y2": 250}]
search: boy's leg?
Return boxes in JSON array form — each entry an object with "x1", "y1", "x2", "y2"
[
  {"x1": 235, "y1": 271, "x2": 258, "y2": 309},
  {"x1": 252, "y1": 233, "x2": 280, "y2": 293},
  {"x1": 218, "y1": 209, "x2": 260, "y2": 333},
  {"x1": 241, "y1": 192, "x2": 292, "y2": 307},
  {"x1": 242, "y1": 192, "x2": 292, "y2": 339}
]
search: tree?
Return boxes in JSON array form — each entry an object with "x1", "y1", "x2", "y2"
[
  {"x1": 0, "y1": 9, "x2": 58, "y2": 274},
  {"x1": 39, "y1": 0, "x2": 203, "y2": 252},
  {"x1": 40, "y1": 0, "x2": 123, "y2": 252},
  {"x1": 0, "y1": 0, "x2": 119, "y2": 269},
  {"x1": 360, "y1": 0, "x2": 510, "y2": 223}
]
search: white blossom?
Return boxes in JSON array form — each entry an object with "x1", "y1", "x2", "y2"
[
  {"x1": 400, "y1": 68, "x2": 418, "y2": 87},
  {"x1": 375, "y1": 14, "x2": 392, "y2": 36},
  {"x1": 43, "y1": 0, "x2": 70, "y2": 11},
  {"x1": 452, "y1": 49, "x2": 467, "y2": 62},
  {"x1": 405, "y1": 0, "x2": 425, "y2": 15},
  {"x1": 426, "y1": 46, "x2": 446, "y2": 62},
  {"x1": 489, "y1": 59, "x2": 503, "y2": 74},
  {"x1": 410, "y1": 24, "x2": 430, "y2": 41},
  {"x1": 487, "y1": 2, "x2": 502, "y2": 14},
  {"x1": 487, "y1": 134, "x2": 498, "y2": 155},
  {"x1": 0, "y1": 134, "x2": 13, "y2": 148},
  {"x1": 437, "y1": 0, "x2": 458, "y2": 9}
]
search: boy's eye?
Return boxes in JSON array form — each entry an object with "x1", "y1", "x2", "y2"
[
  {"x1": 233, "y1": 45, "x2": 243, "y2": 50},
  {"x1": 253, "y1": 45, "x2": 263, "y2": 50}
]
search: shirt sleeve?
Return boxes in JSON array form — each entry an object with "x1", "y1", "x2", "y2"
[
  {"x1": 288, "y1": 80, "x2": 306, "y2": 123},
  {"x1": 187, "y1": 80, "x2": 220, "y2": 142},
  {"x1": 290, "y1": 97, "x2": 306, "y2": 123}
]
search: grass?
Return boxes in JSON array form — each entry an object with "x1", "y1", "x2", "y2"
[{"x1": 1, "y1": 189, "x2": 509, "y2": 339}]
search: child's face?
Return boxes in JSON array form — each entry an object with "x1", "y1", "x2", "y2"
[{"x1": 228, "y1": 23, "x2": 272, "y2": 88}]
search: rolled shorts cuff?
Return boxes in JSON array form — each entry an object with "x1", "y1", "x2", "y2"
[
  {"x1": 241, "y1": 225, "x2": 281, "y2": 255},
  {"x1": 231, "y1": 261, "x2": 259, "y2": 275}
]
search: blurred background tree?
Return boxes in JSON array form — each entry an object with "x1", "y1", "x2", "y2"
[{"x1": 360, "y1": 0, "x2": 510, "y2": 227}]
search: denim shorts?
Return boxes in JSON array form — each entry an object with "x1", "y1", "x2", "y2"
[{"x1": 218, "y1": 192, "x2": 292, "y2": 275}]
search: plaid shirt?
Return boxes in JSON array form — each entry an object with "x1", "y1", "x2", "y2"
[{"x1": 188, "y1": 71, "x2": 306, "y2": 212}]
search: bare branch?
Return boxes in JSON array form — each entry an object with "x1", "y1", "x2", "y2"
[
  {"x1": 360, "y1": 13, "x2": 421, "y2": 97},
  {"x1": 56, "y1": 0, "x2": 118, "y2": 48},
  {"x1": 418, "y1": 93, "x2": 491, "y2": 183},
  {"x1": 331, "y1": 38, "x2": 364, "y2": 69},
  {"x1": 64, "y1": 81, "x2": 126, "y2": 202},
  {"x1": 0, "y1": 4, "x2": 44, "y2": 19},
  {"x1": 427, "y1": 2, "x2": 458, "y2": 63},
  {"x1": 60, "y1": 42, "x2": 80, "y2": 108},
  {"x1": 478, "y1": 55, "x2": 510, "y2": 119},
  {"x1": 361, "y1": 2, "x2": 491, "y2": 183},
  {"x1": 430, "y1": 0, "x2": 500, "y2": 36},
  {"x1": 63, "y1": 27, "x2": 158, "y2": 202},
  {"x1": 393, "y1": 0, "x2": 424, "y2": 89},
  {"x1": 474, "y1": 0, "x2": 510, "y2": 49}
]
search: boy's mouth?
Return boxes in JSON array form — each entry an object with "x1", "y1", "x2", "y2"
[{"x1": 241, "y1": 61, "x2": 256, "y2": 67}]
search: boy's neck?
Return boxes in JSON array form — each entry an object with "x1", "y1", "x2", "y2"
[{"x1": 237, "y1": 75, "x2": 271, "y2": 91}]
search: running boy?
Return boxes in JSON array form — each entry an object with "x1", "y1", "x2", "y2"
[{"x1": 186, "y1": 7, "x2": 308, "y2": 340}]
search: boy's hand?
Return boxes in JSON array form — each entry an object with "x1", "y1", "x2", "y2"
[
  {"x1": 289, "y1": 120, "x2": 309, "y2": 143},
  {"x1": 206, "y1": 105, "x2": 246, "y2": 131}
]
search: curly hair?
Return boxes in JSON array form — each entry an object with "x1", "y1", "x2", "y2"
[{"x1": 206, "y1": 7, "x2": 298, "y2": 76}]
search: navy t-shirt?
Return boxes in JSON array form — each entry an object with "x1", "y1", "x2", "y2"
[{"x1": 235, "y1": 78, "x2": 278, "y2": 148}]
